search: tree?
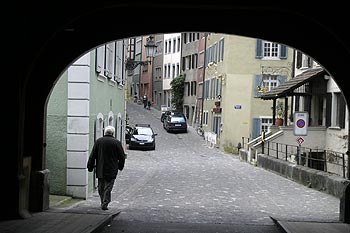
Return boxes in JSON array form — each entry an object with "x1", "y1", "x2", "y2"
[{"x1": 170, "y1": 74, "x2": 185, "y2": 111}]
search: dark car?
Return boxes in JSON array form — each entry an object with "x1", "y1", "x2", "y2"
[
  {"x1": 126, "y1": 124, "x2": 157, "y2": 150},
  {"x1": 163, "y1": 112, "x2": 188, "y2": 133}
]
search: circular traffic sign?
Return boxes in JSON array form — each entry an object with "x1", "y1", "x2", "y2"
[{"x1": 296, "y1": 119, "x2": 305, "y2": 128}]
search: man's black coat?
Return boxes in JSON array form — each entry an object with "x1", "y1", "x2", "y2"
[{"x1": 87, "y1": 135, "x2": 126, "y2": 180}]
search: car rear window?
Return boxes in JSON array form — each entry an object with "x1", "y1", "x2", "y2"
[
  {"x1": 135, "y1": 127, "x2": 153, "y2": 135},
  {"x1": 170, "y1": 117, "x2": 186, "y2": 123}
]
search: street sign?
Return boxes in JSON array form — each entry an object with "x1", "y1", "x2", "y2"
[
  {"x1": 296, "y1": 136, "x2": 304, "y2": 145},
  {"x1": 294, "y1": 111, "x2": 308, "y2": 136}
]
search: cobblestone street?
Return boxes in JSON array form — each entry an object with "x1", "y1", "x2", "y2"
[{"x1": 80, "y1": 101, "x2": 340, "y2": 232}]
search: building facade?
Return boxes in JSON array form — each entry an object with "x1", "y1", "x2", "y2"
[
  {"x1": 202, "y1": 33, "x2": 293, "y2": 151},
  {"x1": 163, "y1": 33, "x2": 182, "y2": 108},
  {"x1": 46, "y1": 41, "x2": 127, "y2": 199},
  {"x1": 152, "y1": 34, "x2": 164, "y2": 110},
  {"x1": 181, "y1": 32, "x2": 201, "y2": 125}
]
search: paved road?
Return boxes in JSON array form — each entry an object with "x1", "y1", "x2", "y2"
[{"x1": 84, "y1": 101, "x2": 340, "y2": 232}]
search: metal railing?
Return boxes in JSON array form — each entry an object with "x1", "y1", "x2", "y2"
[{"x1": 261, "y1": 141, "x2": 348, "y2": 178}]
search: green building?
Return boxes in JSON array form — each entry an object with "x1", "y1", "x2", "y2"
[{"x1": 46, "y1": 41, "x2": 127, "y2": 199}]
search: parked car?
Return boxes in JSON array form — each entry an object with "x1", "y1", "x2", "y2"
[
  {"x1": 163, "y1": 112, "x2": 188, "y2": 133},
  {"x1": 126, "y1": 124, "x2": 157, "y2": 150}
]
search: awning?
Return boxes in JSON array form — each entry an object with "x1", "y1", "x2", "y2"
[{"x1": 260, "y1": 67, "x2": 327, "y2": 99}]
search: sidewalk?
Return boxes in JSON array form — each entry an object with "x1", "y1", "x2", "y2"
[
  {"x1": 0, "y1": 195, "x2": 118, "y2": 233},
  {"x1": 1, "y1": 197, "x2": 349, "y2": 233}
]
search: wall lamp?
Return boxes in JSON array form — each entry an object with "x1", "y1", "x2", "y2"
[{"x1": 125, "y1": 35, "x2": 157, "y2": 71}]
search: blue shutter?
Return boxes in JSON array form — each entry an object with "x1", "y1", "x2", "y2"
[
  {"x1": 279, "y1": 44, "x2": 287, "y2": 59},
  {"x1": 256, "y1": 39, "x2": 263, "y2": 59},
  {"x1": 277, "y1": 75, "x2": 287, "y2": 86},
  {"x1": 252, "y1": 118, "x2": 261, "y2": 139},
  {"x1": 254, "y1": 75, "x2": 263, "y2": 97}
]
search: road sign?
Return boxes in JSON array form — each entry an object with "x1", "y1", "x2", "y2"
[
  {"x1": 294, "y1": 111, "x2": 308, "y2": 136},
  {"x1": 296, "y1": 136, "x2": 304, "y2": 145}
]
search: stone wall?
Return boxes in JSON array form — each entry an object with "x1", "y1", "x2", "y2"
[{"x1": 257, "y1": 153, "x2": 349, "y2": 199}]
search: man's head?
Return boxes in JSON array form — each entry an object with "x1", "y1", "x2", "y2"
[{"x1": 104, "y1": 126, "x2": 115, "y2": 136}]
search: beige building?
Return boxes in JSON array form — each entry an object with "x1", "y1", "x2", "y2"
[{"x1": 202, "y1": 33, "x2": 294, "y2": 151}]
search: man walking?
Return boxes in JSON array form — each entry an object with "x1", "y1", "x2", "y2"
[
  {"x1": 87, "y1": 126, "x2": 126, "y2": 210},
  {"x1": 143, "y1": 94, "x2": 148, "y2": 108}
]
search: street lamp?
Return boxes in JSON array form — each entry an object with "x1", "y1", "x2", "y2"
[{"x1": 125, "y1": 35, "x2": 157, "y2": 71}]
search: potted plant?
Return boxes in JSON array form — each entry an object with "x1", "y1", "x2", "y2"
[{"x1": 275, "y1": 101, "x2": 284, "y2": 126}]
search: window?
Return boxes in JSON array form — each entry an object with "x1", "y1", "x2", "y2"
[
  {"x1": 263, "y1": 75, "x2": 278, "y2": 91},
  {"x1": 326, "y1": 92, "x2": 346, "y2": 129},
  {"x1": 335, "y1": 93, "x2": 346, "y2": 128},
  {"x1": 212, "y1": 115, "x2": 221, "y2": 135},
  {"x1": 95, "y1": 113, "x2": 104, "y2": 140},
  {"x1": 296, "y1": 51, "x2": 313, "y2": 69},
  {"x1": 263, "y1": 41, "x2": 279, "y2": 58},
  {"x1": 155, "y1": 40, "x2": 163, "y2": 55},
  {"x1": 95, "y1": 46, "x2": 104, "y2": 73},
  {"x1": 168, "y1": 64, "x2": 171, "y2": 78},
  {"x1": 261, "y1": 117, "x2": 273, "y2": 133},
  {"x1": 256, "y1": 39, "x2": 287, "y2": 59},
  {"x1": 191, "y1": 81, "x2": 197, "y2": 96},
  {"x1": 218, "y1": 38, "x2": 224, "y2": 61},
  {"x1": 203, "y1": 111, "x2": 209, "y2": 125},
  {"x1": 115, "y1": 40, "x2": 123, "y2": 83}
]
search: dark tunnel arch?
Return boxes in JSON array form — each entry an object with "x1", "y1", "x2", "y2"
[{"x1": 6, "y1": 1, "x2": 350, "y2": 221}]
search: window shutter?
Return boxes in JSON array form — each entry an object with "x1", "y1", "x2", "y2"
[
  {"x1": 254, "y1": 75, "x2": 263, "y2": 97},
  {"x1": 96, "y1": 47, "x2": 104, "y2": 73},
  {"x1": 307, "y1": 57, "x2": 313, "y2": 68},
  {"x1": 326, "y1": 93, "x2": 332, "y2": 127},
  {"x1": 220, "y1": 38, "x2": 224, "y2": 61},
  {"x1": 256, "y1": 39, "x2": 263, "y2": 59},
  {"x1": 339, "y1": 94, "x2": 346, "y2": 129},
  {"x1": 296, "y1": 51, "x2": 302, "y2": 68},
  {"x1": 277, "y1": 75, "x2": 287, "y2": 86},
  {"x1": 252, "y1": 118, "x2": 261, "y2": 139},
  {"x1": 279, "y1": 44, "x2": 287, "y2": 59}
]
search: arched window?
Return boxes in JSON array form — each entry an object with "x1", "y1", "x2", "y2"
[{"x1": 95, "y1": 113, "x2": 104, "y2": 141}]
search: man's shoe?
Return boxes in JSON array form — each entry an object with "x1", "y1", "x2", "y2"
[{"x1": 101, "y1": 205, "x2": 108, "y2": 210}]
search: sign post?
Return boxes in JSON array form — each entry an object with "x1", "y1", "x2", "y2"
[
  {"x1": 294, "y1": 112, "x2": 308, "y2": 165},
  {"x1": 293, "y1": 112, "x2": 308, "y2": 136}
]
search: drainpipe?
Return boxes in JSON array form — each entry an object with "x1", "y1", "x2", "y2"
[{"x1": 200, "y1": 33, "x2": 208, "y2": 127}]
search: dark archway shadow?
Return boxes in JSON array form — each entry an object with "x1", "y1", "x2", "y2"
[{"x1": 5, "y1": 1, "x2": 350, "y2": 221}]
